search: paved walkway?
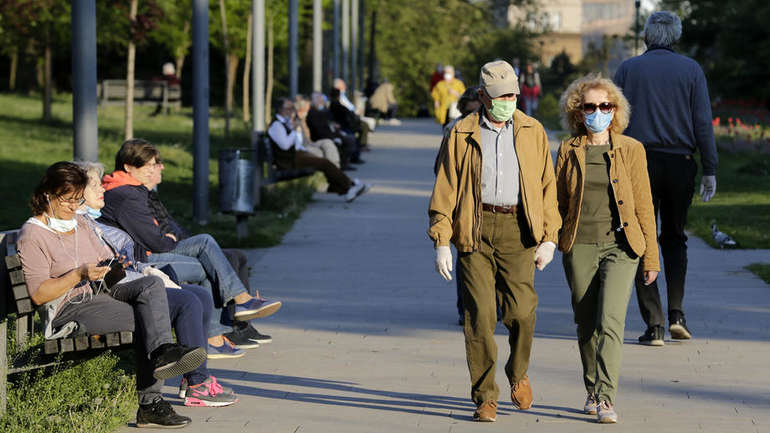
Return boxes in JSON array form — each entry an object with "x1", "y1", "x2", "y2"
[{"x1": 126, "y1": 119, "x2": 770, "y2": 432}]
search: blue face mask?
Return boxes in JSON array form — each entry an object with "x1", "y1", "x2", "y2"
[
  {"x1": 86, "y1": 206, "x2": 102, "y2": 219},
  {"x1": 584, "y1": 110, "x2": 614, "y2": 134}
]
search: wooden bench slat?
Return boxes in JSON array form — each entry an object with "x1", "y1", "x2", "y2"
[
  {"x1": 15, "y1": 299, "x2": 33, "y2": 315},
  {"x1": 9, "y1": 269, "x2": 24, "y2": 286},
  {"x1": 90, "y1": 335, "x2": 105, "y2": 349},
  {"x1": 44, "y1": 340, "x2": 59, "y2": 355},
  {"x1": 11, "y1": 284, "x2": 28, "y2": 301},
  {"x1": 4, "y1": 255, "x2": 20, "y2": 269},
  {"x1": 59, "y1": 338, "x2": 74, "y2": 353},
  {"x1": 119, "y1": 331, "x2": 133, "y2": 345},
  {"x1": 105, "y1": 333, "x2": 121, "y2": 347}
]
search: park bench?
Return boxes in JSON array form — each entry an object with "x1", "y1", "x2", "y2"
[
  {"x1": 259, "y1": 132, "x2": 317, "y2": 184},
  {"x1": 99, "y1": 79, "x2": 181, "y2": 114},
  {"x1": 0, "y1": 229, "x2": 133, "y2": 415}
]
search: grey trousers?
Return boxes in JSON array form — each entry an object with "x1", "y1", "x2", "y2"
[{"x1": 52, "y1": 276, "x2": 173, "y2": 404}]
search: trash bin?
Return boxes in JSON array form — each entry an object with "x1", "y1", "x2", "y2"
[{"x1": 218, "y1": 149, "x2": 257, "y2": 215}]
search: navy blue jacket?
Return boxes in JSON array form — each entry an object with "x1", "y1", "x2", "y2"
[
  {"x1": 614, "y1": 46, "x2": 718, "y2": 175},
  {"x1": 99, "y1": 175, "x2": 177, "y2": 261}
]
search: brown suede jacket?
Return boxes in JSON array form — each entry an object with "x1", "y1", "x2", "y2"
[
  {"x1": 428, "y1": 109, "x2": 561, "y2": 252},
  {"x1": 555, "y1": 132, "x2": 660, "y2": 271}
]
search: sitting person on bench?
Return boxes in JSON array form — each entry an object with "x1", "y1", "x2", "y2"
[
  {"x1": 17, "y1": 161, "x2": 207, "y2": 428},
  {"x1": 99, "y1": 139, "x2": 280, "y2": 358},
  {"x1": 75, "y1": 160, "x2": 238, "y2": 406},
  {"x1": 306, "y1": 92, "x2": 362, "y2": 169},
  {"x1": 269, "y1": 98, "x2": 370, "y2": 202},
  {"x1": 294, "y1": 95, "x2": 342, "y2": 168}
]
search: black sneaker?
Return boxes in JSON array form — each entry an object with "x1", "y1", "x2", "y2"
[
  {"x1": 638, "y1": 325, "x2": 664, "y2": 346},
  {"x1": 223, "y1": 327, "x2": 261, "y2": 349},
  {"x1": 242, "y1": 325, "x2": 272, "y2": 344},
  {"x1": 136, "y1": 397, "x2": 191, "y2": 428},
  {"x1": 669, "y1": 311, "x2": 692, "y2": 340},
  {"x1": 151, "y1": 343, "x2": 207, "y2": 380}
]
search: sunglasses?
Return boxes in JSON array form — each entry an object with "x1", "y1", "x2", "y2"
[{"x1": 582, "y1": 102, "x2": 615, "y2": 114}]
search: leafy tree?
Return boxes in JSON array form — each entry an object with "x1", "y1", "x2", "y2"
[
  {"x1": 152, "y1": 0, "x2": 192, "y2": 81},
  {"x1": 660, "y1": 0, "x2": 770, "y2": 104}
]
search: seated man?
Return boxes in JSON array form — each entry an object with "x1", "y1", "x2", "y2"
[
  {"x1": 333, "y1": 77, "x2": 377, "y2": 141},
  {"x1": 294, "y1": 95, "x2": 342, "y2": 168},
  {"x1": 306, "y1": 92, "x2": 361, "y2": 168},
  {"x1": 268, "y1": 97, "x2": 370, "y2": 202},
  {"x1": 330, "y1": 87, "x2": 370, "y2": 156},
  {"x1": 99, "y1": 139, "x2": 280, "y2": 357}
]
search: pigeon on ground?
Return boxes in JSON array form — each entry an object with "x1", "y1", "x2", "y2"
[{"x1": 712, "y1": 223, "x2": 737, "y2": 248}]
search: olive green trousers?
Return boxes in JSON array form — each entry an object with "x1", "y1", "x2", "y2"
[
  {"x1": 458, "y1": 210, "x2": 537, "y2": 405},
  {"x1": 563, "y1": 242, "x2": 639, "y2": 404}
]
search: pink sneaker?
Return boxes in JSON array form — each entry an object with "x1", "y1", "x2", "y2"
[{"x1": 183, "y1": 376, "x2": 238, "y2": 407}]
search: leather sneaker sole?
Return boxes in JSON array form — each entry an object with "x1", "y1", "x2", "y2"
[
  {"x1": 153, "y1": 347, "x2": 207, "y2": 380},
  {"x1": 638, "y1": 338, "x2": 664, "y2": 347},
  {"x1": 669, "y1": 323, "x2": 691, "y2": 340}
]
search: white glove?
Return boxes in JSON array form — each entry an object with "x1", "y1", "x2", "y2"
[
  {"x1": 435, "y1": 245, "x2": 453, "y2": 281},
  {"x1": 700, "y1": 175, "x2": 716, "y2": 202},
  {"x1": 534, "y1": 242, "x2": 556, "y2": 271},
  {"x1": 143, "y1": 266, "x2": 182, "y2": 289}
]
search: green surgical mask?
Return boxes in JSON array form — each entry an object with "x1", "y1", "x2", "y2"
[{"x1": 488, "y1": 98, "x2": 516, "y2": 122}]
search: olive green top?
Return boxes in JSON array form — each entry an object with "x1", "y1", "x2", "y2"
[{"x1": 575, "y1": 144, "x2": 621, "y2": 244}]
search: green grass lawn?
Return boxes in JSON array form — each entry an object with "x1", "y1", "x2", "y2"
[
  {"x1": 0, "y1": 92, "x2": 319, "y2": 432},
  {"x1": 688, "y1": 150, "x2": 770, "y2": 249},
  {"x1": 746, "y1": 263, "x2": 770, "y2": 285},
  {"x1": 0, "y1": 92, "x2": 320, "y2": 247}
]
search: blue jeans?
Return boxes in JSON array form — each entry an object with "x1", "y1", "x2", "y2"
[
  {"x1": 147, "y1": 253, "x2": 208, "y2": 287},
  {"x1": 168, "y1": 285, "x2": 212, "y2": 386},
  {"x1": 152, "y1": 234, "x2": 248, "y2": 337}
]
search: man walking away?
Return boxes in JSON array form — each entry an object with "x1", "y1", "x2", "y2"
[{"x1": 614, "y1": 11, "x2": 718, "y2": 346}]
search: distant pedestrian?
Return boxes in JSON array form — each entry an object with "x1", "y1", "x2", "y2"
[
  {"x1": 614, "y1": 11, "x2": 718, "y2": 346},
  {"x1": 556, "y1": 74, "x2": 659, "y2": 424},
  {"x1": 430, "y1": 63, "x2": 444, "y2": 92},
  {"x1": 431, "y1": 65, "x2": 466, "y2": 127},
  {"x1": 368, "y1": 79, "x2": 399, "y2": 125},
  {"x1": 520, "y1": 62, "x2": 541, "y2": 116},
  {"x1": 429, "y1": 60, "x2": 561, "y2": 422}
]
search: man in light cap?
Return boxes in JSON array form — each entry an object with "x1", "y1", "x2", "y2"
[{"x1": 428, "y1": 60, "x2": 560, "y2": 422}]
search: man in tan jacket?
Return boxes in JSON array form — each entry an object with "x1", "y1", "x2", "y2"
[{"x1": 428, "y1": 60, "x2": 561, "y2": 422}]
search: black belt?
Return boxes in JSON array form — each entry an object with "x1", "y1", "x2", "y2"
[{"x1": 482, "y1": 203, "x2": 517, "y2": 214}]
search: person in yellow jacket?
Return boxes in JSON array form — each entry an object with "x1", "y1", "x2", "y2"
[
  {"x1": 431, "y1": 65, "x2": 466, "y2": 126},
  {"x1": 428, "y1": 60, "x2": 561, "y2": 422},
  {"x1": 555, "y1": 74, "x2": 660, "y2": 424}
]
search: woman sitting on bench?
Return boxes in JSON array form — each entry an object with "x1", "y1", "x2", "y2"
[{"x1": 17, "y1": 162, "x2": 207, "y2": 428}]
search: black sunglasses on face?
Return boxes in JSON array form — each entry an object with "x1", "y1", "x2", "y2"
[{"x1": 582, "y1": 102, "x2": 614, "y2": 114}]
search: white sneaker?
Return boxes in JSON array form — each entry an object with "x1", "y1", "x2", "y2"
[
  {"x1": 597, "y1": 400, "x2": 618, "y2": 423},
  {"x1": 345, "y1": 182, "x2": 370, "y2": 202},
  {"x1": 583, "y1": 393, "x2": 598, "y2": 415}
]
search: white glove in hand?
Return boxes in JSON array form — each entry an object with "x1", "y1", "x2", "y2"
[
  {"x1": 143, "y1": 266, "x2": 182, "y2": 289},
  {"x1": 700, "y1": 175, "x2": 716, "y2": 202},
  {"x1": 534, "y1": 242, "x2": 556, "y2": 271},
  {"x1": 435, "y1": 245, "x2": 453, "y2": 281}
]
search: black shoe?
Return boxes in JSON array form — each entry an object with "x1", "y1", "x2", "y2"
[
  {"x1": 223, "y1": 328, "x2": 261, "y2": 349},
  {"x1": 638, "y1": 325, "x2": 664, "y2": 346},
  {"x1": 669, "y1": 311, "x2": 692, "y2": 340},
  {"x1": 136, "y1": 397, "x2": 191, "y2": 428},
  {"x1": 151, "y1": 343, "x2": 207, "y2": 380},
  {"x1": 243, "y1": 325, "x2": 273, "y2": 344}
]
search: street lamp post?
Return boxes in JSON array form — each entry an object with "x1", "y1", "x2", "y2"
[{"x1": 635, "y1": 0, "x2": 641, "y2": 55}]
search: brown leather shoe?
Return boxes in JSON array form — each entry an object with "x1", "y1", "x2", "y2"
[
  {"x1": 511, "y1": 376, "x2": 533, "y2": 410},
  {"x1": 472, "y1": 400, "x2": 497, "y2": 422}
]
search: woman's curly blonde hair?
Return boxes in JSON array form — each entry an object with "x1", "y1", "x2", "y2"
[{"x1": 559, "y1": 73, "x2": 630, "y2": 136}]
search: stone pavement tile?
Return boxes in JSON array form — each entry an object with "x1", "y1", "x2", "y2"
[{"x1": 118, "y1": 119, "x2": 769, "y2": 433}]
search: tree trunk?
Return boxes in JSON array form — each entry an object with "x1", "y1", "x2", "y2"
[
  {"x1": 125, "y1": 0, "x2": 139, "y2": 140},
  {"x1": 9, "y1": 48, "x2": 18, "y2": 91},
  {"x1": 265, "y1": 14, "x2": 274, "y2": 128},
  {"x1": 175, "y1": 20, "x2": 191, "y2": 82},
  {"x1": 227, "y1": 53, "x2": 239, "y2": 126},
  {"x1": 42, "y1": 30, "x2": 52, "y2": 121},
  {"x1": 242, "y1": 12, "x2": 252, "y2": 124},
  {"x1": 218, "y1": 0, "x2": 231, "y2": 137}
]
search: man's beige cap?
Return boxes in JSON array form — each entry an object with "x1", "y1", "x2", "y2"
[{"x1": 479, "y1": 60, "x2": 520, "y2": 97}]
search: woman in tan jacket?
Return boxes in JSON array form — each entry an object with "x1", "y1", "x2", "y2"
[{"x1": 555, "y1": 74, "x2": 660, "y2": 423}]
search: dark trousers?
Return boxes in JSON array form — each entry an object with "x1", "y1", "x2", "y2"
[
  {"x1": 170, "y1": 285, "x2": 213, "y2": 386},
  {"x1": 634, "y1": 150, "x2": 697, "y2": 327},
  {"x1": 295, "y1": 150, "x2": 353, "y2": 194},
  {"x1": 458, "y1": 210, "x2": 538, "y2": 405},
  {"x1": 52, "y1": 276, "x2": 172, "y2": 404}
]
